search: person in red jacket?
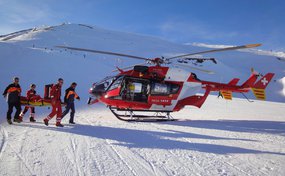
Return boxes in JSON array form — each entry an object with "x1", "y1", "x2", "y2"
[
  {"x1": 19, "y1": 84, "x2": 41, "y2": 122},
  {"x1": 43, "y1": 78, "x2": 64, "y2": 127}
]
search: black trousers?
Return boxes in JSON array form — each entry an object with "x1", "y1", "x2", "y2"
[
  {"x1": 61, "y1": 102, "x2": 75, "y2": 122},
  {"x1": 7, "y1": 101, "x2": 22, "y2": 120}
]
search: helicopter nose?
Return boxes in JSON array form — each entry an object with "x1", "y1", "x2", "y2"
[
  {"x1": 89, "y1": 86, "x2": 103, "y2": 97},
  {"x1": 89, "y1": 87, "x2": 97, "y2": 95}
]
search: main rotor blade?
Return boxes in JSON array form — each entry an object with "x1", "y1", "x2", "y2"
[
  {"x1": 56, "y1": 45, "x2": 149, "y2": 61},
  {"x1": 173, "y1": 63, "x2": 215, "y2": 74},
  {"x1": 167, "y1": 43, "x2": 261, "y2": 60}
]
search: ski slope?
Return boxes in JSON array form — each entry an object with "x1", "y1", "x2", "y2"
[
  {"x1": 0, "y1": 23, "x2": 284, "y2": 175},
  {"x1": 0, "y1": 96, "x2": 284, "y2": 176}
]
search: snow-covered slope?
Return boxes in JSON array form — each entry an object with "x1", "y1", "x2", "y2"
[{"x1": 0, "y1": 96, "x2": 284, "y2": 176}]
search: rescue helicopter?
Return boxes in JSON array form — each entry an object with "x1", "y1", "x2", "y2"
[{"x1": 57, "y1": 44, "x2": 274, "y2": 121}]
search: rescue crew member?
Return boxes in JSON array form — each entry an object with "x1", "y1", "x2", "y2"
[
  {"x1": 19, "y1": 84, "x2": 41, "y2": 122},
  {"x1": 43, "y1": 78, "x2": 64, "y2": 127},
  {"x1": 61, "y1": 82, "x2": 80, "y2": 124},
  {"x1": 2, "y1": 77, "x2": 22, "y2": 124}
]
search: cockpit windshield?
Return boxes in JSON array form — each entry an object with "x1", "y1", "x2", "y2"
[
  {"x1": 90, "y1": 76, "x2": 122, "y2": 96},
  {"x1": 97, "y1": 76, "x2": 118, "y2": 91},
  {"x1": 92, "y1": 76, "x2": 117, "y2": 92}
]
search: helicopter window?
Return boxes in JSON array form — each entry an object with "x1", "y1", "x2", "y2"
[
  {"x1": 170, "y1": 84, "x2": 180, "y2": 94},
  {"x1": 124, "y1": 81, "x2": 143, "y2": 94},
  {"x1": 108, "y1": 76, "x2": 123, "y2": 90},
  {"x1": 151, "y1": 83, "x2": 180, "y2": 95},
  {"x1": 99, "y1": 76, "x2": 117, "y2": 90},
  {"x1": 133, "y1": 83, "x2": 142, "y2": 93},
  {"x1": 151, "y1": 83, "x2": 169, "y2": 94},
  {"x1": 120, "y1": 77, "x2": 150, "y2": 102}
]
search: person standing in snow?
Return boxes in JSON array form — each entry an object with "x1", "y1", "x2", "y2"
[
  {"x1": 43, "y1": 78, "x2": 64, "y2": 127},
  {"x1": 217, "y1": 91, "x2": 223, "y2": 99},
  {"x1": 61, "y1": 82, "x2": 80, "y2": 124},
  {"x1": 2, "y1": 77, "x2": 22, "y2": 124},
  {"x1": 19, "y1": 84, "x2": 41, "y2": 122}
]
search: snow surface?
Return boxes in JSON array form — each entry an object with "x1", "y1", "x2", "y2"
[
  {"x1": 0, "y1": 96, "x2": 284, "y2": 176},
  {"x1": 280, "y1": 77, "x2": 285, "y2": 96},
  {"x1": 0, "y1": 23, "x2": 285, "y2": 175}
]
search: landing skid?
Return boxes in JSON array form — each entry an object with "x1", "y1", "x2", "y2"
[{"x1": 109, "y1": 107, "x2": 176, "y2": 122}]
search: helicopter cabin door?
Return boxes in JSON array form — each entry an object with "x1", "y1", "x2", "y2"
[{"x1": 121, "y1": 77, "x2": 149, "y2": 102}]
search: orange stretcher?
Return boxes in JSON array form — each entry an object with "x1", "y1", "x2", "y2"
[{"x1": 20, "y1": 96, "x2": 52, "y2": 107}]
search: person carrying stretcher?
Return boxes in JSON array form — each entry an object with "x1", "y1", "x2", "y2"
[
  {"x1": 3, "y1": 77, "x2": 22, "y2": 124},
  {"x1": 19, "y1": 84, "x2": 41, "y2": 122},
  {"x1": 61, "y1": 82, "x2": 80, "y2": 124},
  {"x1": 43, "y1": 78, "x2": 64, "y2": 127}
]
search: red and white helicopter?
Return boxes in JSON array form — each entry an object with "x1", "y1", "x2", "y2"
[{"x1": 58, "y1": 44, "x2": 274, "y2": 121}]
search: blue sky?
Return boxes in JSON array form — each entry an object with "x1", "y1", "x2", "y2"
[{"x1": 0, "y1": 0, "x2": 284, "y2": 50}]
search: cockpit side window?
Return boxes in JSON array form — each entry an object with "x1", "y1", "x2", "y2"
[{"x1": 108, "y1": 76, "x2": 124, "y2": 91}]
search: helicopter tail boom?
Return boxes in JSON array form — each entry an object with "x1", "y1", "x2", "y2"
[{"x1": 201, "y1": 72, "x2": 274, "y2": 101}]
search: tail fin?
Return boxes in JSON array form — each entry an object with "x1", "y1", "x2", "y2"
[{"x1": 251, "y1": 73, "x2": 275, "y2": 100}]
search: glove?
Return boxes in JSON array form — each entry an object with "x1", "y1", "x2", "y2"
[{"x1": 77, "y1": 96, "x2": 80, "y2": 101}]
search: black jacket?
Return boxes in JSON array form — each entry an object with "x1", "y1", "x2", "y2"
[
  {"x1": 3, "y1": 83, "x2": 21, "y2": 103},
  {"x1": 64, "y1": 87, "x2": 79, "y2": 104}
]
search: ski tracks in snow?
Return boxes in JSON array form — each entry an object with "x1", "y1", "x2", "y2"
[
  {"x1": 0, "y1": 125, "x2": 8, "y2": 161},
  {"x1": 80, "y1": 117, "x2": 165, "y2": 175},
  {"x1": 67, "y1": 137, "x2": 83, "y2": 176},
  {"x1": 105, "y1": 139, "x2": 166, "y2": 176},
  {"x1": 146, "y1": 122, "x2": 270, "y2": 176},
  {"x1": 1, "y1": 125, "x2": 35, "y2": 175}
]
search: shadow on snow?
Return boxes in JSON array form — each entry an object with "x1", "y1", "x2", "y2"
[
  {"x1": 161, "y1": 119, "x2": 285, "y2": 136},
  {"x1": 15, "y1": 119, "x2": 285, "y2": 156}
]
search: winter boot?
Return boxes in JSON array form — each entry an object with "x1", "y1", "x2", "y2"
[
  {"x1": 13, "y1": 118, "x2": 21, "y2": 123},
  {"x1": 19, "y1": 112, "x2": 24, "y2": 122},
  {"x1": 7, "y1": 119, "x2": 12, "y2": 125},
  {"x1": 69, "y1": 121, "x2": 76, "y2": 124},
  {"x1": 43, "y1": 118, "x2": 49, "y2": 126},
  {"x1": 30, "y1": 117, "x2": 36, "y2": 122},
  {"x1": 56, "y1": 122, "x2": 64, "y2": 127},
  {"x1": 18, "y1": 116, "x2": 23, "y2": 122}
]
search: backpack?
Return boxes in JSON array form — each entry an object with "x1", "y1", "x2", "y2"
[{"x1": 44, "y1": 84, "x2": 53, "y2": 99}]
